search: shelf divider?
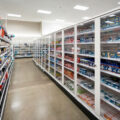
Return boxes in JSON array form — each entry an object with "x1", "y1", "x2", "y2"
[{"x1": 95, "y1": 17, "x2": 101, "y2": 116}]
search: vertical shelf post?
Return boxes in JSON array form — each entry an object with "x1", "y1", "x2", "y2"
[
  {"x1": 74, "y1": 25, "x2": 77, "y2": 95},
  {"x1": 54, "y1": 33, "x2": 56, "y2": 77},
  {"x1": 95, "y1": 17, "x2": 101, "y2": 117},
  {"x1": 48, "y1": 36, "x2": 50, "y2": 73},
  {"x1": 62, "y1": 30, "x2": 64, "y2": 85}
]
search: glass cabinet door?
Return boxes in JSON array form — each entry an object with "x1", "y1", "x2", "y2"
[
  {"x1": 77, "y1": 21, "x2": 95, "y2": 111},
  {"x1": 55, "y1": 31, "x2": 62, "y2": 83},
  {"x1": 100, "y1": 11, "x2": 120, "y2": 120},
  {"x1": 50, "y1": 34, "x2": 55, "y2": 76},
  {"x1": 64, "y1": 27, "x2": 75, "y2": 93}
]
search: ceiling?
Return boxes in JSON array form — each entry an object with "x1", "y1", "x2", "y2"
[{"x1": 0, "y1": 0, "x2": 120, "y2": 24}]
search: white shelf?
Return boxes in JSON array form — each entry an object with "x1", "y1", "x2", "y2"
[
  {"x1": 101, "y1": 82, "x2": 120, "y2": 93},
  {"x1": 0, "y1": 36, "x2": 11, "y2": 43},
  {"x1": 50, "y1": 66, "x2": 54, "y2": 69},
  {"x1": 56, "y1": 50, "x2": 62, "y2": 53},
  {"x1": 64, "y1": 66, "x2": 74, "y2": 72},
  {"x1": 77, "y1": 42, "x2": 94, "y2": 45},
  {"x1": 0, "y1": 61, "x2": 12, "y2": 85},
  {"x1": 50, "y1": 50, "x2": 54, "y2": 51},
  {"x1": 101, "y1": 97, "x2": 120, "y2": 111},
  {"x1": 64, "y1": 59, "x2": 74, "y2": 63},
  {"x1": 56, "y1": 69, "x2": 62, "y2": 74},
  {"x1": 101, "y1": 57, "x2": 120, "y2": 62},
  {"x1": 77, "y1": 72, "x2": 94, "y2": 82},
  {"x1": 56, "y1": 63, "x2": 62, "y2": 66},
  {"x1": 64, "y1": 43, "x2": 74, "y2": 45},
  {"x1": 77, "y1": 63, "x2": 95, "y2": 70},
  {"x1": 101, "y1": 25, "x2": 120, "y2": 32},
  {"x1": 56, "y1": 57, "x2": 62, "y2": 59},
  {"x1": 78, "y1": 83, "x2": 94, "y2": 95},
  {"x1": 0, "y1": 59, "x2": 8, "y2": 70},
  {"x1": 64, "y1": 51, "x2": 74, "y2": 54},
  {"x1": 0, "y1": 51, "x2": 8, "y2": 57},
  {"x1": 101, "y1": 41, "x2": 120, "y2": 44},
  {"x1": 77, "y1": 30, "x2": 94, "y2": 36},
  {"x1": 78, "y1": 54, "x2": 94, "y2": 58},
  {"x1": 0, "y1": 46, "x2": 9, "y2": 48},
  {"x1": 64, "y1": 34, "x2": 74, "y2": 38},
  {"x1": 101, "y1": 70, "x2": 120, "y2": 78},
  {"x1": 0, "y1": 61, "x2": 12, "y2": 104},
  {"x1": 64, "y1": 74, "x2": 74, "y2": 82},
  {"x1": 56, "y1": 44, "x2": 62, "y2": 45}
]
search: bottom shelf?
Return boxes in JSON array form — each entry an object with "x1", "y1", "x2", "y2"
[
  {"x1": 0, "y1": 61, "x2": 14, "y2": 119},
  {"x1": 101, "y1": 102, "x2": 120, "y2": 120},
  {"x1": 33, "y1": 60, "x2": 100, "y2": 120}
]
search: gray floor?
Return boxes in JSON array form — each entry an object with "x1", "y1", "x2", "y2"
[{"x1": 3, "y1": 58, "x2": 89, "y2": 120}]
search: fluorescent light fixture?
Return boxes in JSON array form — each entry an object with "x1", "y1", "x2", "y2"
[
  {"x1": 7, "y1": 13, "x2": 21, "y2": 17},
  {"x1": 37, "y1": 10, "x2": 52, "y2": 14},
  {"x1": 74, "y1": 5, "x2": 89, "y2": 11},
  {"x1": 83, "y1": 17, "x2": 90, "y2": 20},
  {"x1": 105, "y1": 21, "x2": 114, "y2": 24},
  {"x1": 109, "y1": 14, "x2": 115, "y2": 17},
  {"x1": 56, "y1": 19, "x2": 64, "y2": 22}
]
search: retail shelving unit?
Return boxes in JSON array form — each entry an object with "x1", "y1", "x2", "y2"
[
  {"x1": 0, "y1": 27, "x2": 14, "y2": 120},
  {"x1": 14, "y1": 43, "x2": 34, "y2": 58},
  {"x1": 33, "y1": 8, "x2": 120, "y2": 120}
]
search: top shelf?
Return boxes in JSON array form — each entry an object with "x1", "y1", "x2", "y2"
[
  {"x1": 0, "y1": 36, "x2": 11, "y2": 44},
  {"x1": 77, "y1": 30, "x2": 94, "y2": 36},
  {"x1": 101, "y1": 25, "x2": 120, "y2": 32}
]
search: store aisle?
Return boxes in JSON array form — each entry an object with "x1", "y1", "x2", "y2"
[{"x1": 3, "y1": 59, "x2": 89, "y2": 120}]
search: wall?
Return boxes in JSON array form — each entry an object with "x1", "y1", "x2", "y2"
[
  {"x1": 42, "y1": 21, "x2": 73, "y2": 35},
  {"x1": 7, "y1": 20, "x2": 42, "y2": 44}
]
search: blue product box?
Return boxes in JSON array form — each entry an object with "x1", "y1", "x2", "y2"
[
  {"x1": 104, "y1": 95, "x2": 109, "y2": 101},
  {"x1": 115, "y1": 100, "x2": 120, "y2": 108},
  {"x1": 116, "y1": 67, "x2": 120, "y2": 74},
  {"x1": 109, "y1": 97, "x2": 116, "y2": 104},
  {"x1": 110, "y1": 52, "x2": 116, "y2": 58},
  {"x1": 105, "y1": 80, "x2": 112, "y2": 86},
  {"x1": 103, "y1": 64, "x2": 109, "y2": 70},
  {"x1": 112, "y1": 82, "x2": 120, "y2": 89}
]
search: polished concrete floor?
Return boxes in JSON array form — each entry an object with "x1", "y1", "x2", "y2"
[{"x1": 3, "y1": 58, "x2": 89, "y2": 120}]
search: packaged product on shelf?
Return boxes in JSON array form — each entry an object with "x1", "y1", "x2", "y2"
[
  {"x1": 65, "y1": 38, "x2": 74, "y2": 44},
  {"x1": 77, "y1": 23, "x2": 94, "y2": 33},
  {"x1": 78, "y1": 67, "x2": 94, "y2": 78},
  {"x1": 64, "y1": 78, "x2": 74, "y2": 91},
  {"x1": 56, "y1": 46, "x2": 62, "y2": 51},
  {"x1": 101, "y1": 60, "x2": 120, "y2": 74},
  {"x1": 64, "y1": 54, "x2": 74, "y2": 61},
  {"x1": 64, "y1": 28, "x2": 74, "y2": 37},
  {"x1": 64, "y1": 69, "x2": 74, "y2": 79},
  {"x1": 64, "y1": 62, "x2": 74, "y2": 70}
]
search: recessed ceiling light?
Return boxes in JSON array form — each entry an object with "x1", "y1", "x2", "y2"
[
  {"x1": 74, "y1": 5, "x2": 89, "y2": 11},
  {"x1": 118, "y1": 2, "x2": 120, "y2": 4},
  {"x1": 7, "y1": 13, "x2": 21, "y2": 17},
  {"x1": 83, "y1": 17, "x2": 90, "y2": 20},
  {"x1": 37, "y1": 10, "x2": 52, "y2": 14},
  {"x1": 105, "y1": 21, "x2": 114, "y2": 24},
  {"x1": 56, "y1": 19, "x2": 64, "y2": 22}
]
